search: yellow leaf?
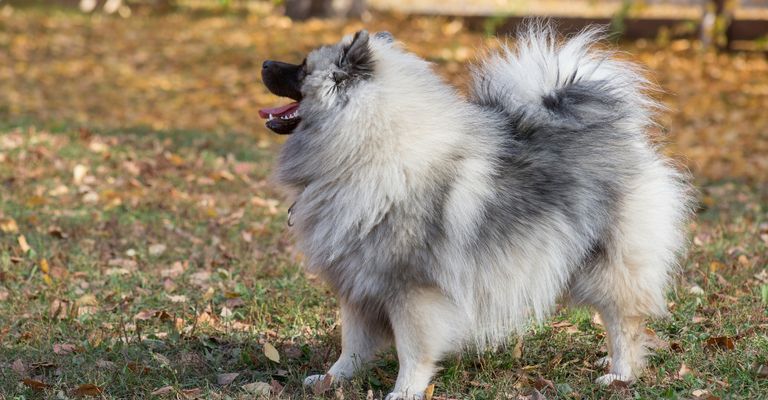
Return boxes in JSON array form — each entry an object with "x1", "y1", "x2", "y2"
[
  {"x1": 40, "y1": 259, "x2": 49, "y2": 274},
  {"x1": 709, "y1": 261, "x2": 723, "y2": 273},
  {"x1": 18, "y1": 235, "x2": 31, "y2": 253},
  {"x1": 264, "y1": 342, "x2": 280, "y2": 363},
  {"x1": 0, "y1": 217, "x2": 19, "y2": 233},
  {"x1": 424, "y1": 383, "x2": 435, "y2": 400},
  {"x1": 203, "y1": 287, "x2": 215, "y2": 302},
  {"x1": 42, "y1": 274, "x2": 53, "y2": 286}
]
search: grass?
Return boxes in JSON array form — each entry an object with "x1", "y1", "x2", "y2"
[
  {"x1": 0, "y1": 121, "x2": 766, "y2": 399},
  {"x1": 0, "y1": 6, "x2": 767, "y2": 399}
]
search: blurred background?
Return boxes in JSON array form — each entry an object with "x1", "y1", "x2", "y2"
[{"x1": 1, "y1": 1, "x2": 767, "y2": 398}]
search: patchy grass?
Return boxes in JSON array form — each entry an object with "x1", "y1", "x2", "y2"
[
  {"x1": 1, "y1": 6, "x2": 767, "y2": 400},
  {"x1": 1, "y1": 124, "x2": 765, "y2": 399}
]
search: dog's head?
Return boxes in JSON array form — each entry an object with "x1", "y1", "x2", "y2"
[{"x1": 259, "y1": 30, "x2": 395, "y2": 135}]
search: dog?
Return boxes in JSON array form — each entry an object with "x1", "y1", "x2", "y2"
[{"x1": 259, "y1": 24, "x2": 691, "y2": 399}]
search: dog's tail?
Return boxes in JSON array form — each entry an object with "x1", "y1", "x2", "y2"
[{"x1": 470, "y1": 22, "x2": 659, "y2": 135}]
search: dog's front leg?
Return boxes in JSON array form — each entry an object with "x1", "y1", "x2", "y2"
[
  {"x1": 304, "y1": 299, "x2": 390, "y2": 387},
  {"x1": 385, "y1": 289, "x2": 467, "y2": 400}
]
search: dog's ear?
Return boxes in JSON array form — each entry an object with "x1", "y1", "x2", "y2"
[{"x1": 341, "y1": 30, "x2": 374, "y2": 79}]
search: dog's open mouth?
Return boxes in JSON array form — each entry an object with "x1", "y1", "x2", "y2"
[{"x1": 258, "y1": 102, "x2": 300, "y2": 135}]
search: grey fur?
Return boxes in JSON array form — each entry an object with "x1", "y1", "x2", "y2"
[{"x1": 269, "y1": 24, "x2": 692, "y2": 398}]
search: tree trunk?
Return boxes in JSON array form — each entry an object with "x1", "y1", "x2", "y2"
[{"x1": 285, "y1": 0, "x2": 366, "y2": 20}]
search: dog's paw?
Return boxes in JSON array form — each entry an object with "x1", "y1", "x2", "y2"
[
  {"x1": 594, "y1": 356, "x2": 611, "y2": 368},
  {"x1": 384, "y1": 391, "x2": 424, "y2": 400},
  {"x1": 595, "y1": 373, "x2": 632, "y2": 386}
]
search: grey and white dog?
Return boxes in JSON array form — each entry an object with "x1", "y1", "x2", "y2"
[{"x1": 259, "y1": 24, "x2": 691, "y2": 399}]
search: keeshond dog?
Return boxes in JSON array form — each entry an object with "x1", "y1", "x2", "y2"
[{"x1": 259, "y1": 24, "x2": 691, "y2": 398}]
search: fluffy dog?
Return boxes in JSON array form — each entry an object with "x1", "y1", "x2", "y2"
[{"x1": 259, "y1": 24, "x2": 691, "y2": 399}]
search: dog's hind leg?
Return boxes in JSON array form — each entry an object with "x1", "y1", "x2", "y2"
[
  {"x1": 385, "y1": 288, "x2": 468, "y2": 400},
  {"x1": 569, "y1": 254, "x2": 659, "y2": 385},
  {"x1": 304, "y1": 299, "x2": 391, "y2": 387}
]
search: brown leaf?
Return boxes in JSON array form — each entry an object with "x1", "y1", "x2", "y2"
[
  {"x1": 150, "y1": 385, "x2": 175, "y2": 396},
  {"x1": 72, "y1": 383, "x2": 103, "y2": 396},
  {"x1": 22, "y1": 378, "x2": 50, "y2": 391},
  {"x1": 704, "y1": 336, "x2": 735, "y2": 351},
  {"x1": 181, "y1": 388, "x2": 202, "y2": 398},
  {"x1": 270, "y1": 379, "x2": 284, "y2": 394},
  {"x1": 313, "y1": 373, "x2": 334, "y2": 395},
  {"x1": 127, "y1": 362, "x2": 150, "y2": 374},
  {"x1": 217, "y1": 372, "x2": 239, "y2": 385},
  {"x1": 53, "y1": 343, "x2": 78, "y2": 355},
  {"x1": 12, "y1": 359, "x2": 27, "y2": 377},
  {"x1": 133, "y1": 309, "x2": 157, "y2": 321},
  {"x1": 532, "y1": 376, "x2": 555, "y2": 392}
]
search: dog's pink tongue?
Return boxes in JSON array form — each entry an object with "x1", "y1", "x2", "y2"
[{"x1": 258, "y1": 102, "x2": 299, "y2": 119}]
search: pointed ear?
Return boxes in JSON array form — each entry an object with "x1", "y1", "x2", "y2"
[{"x1": 342, "y1": 30, "x2": 374, "y2": 78}]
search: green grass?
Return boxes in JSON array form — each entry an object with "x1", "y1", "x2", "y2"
[{"x1": 1, "y1": 122, "x2": 766, "y2": 399}]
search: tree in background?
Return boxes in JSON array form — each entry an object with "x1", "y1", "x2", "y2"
[{"x1": 284, "y1": 0, "x2": 366, "y2": 20}]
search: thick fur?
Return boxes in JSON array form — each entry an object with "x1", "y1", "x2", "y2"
[{"x1": 271, "y1": 24, "x2": 692, "y2": 398}]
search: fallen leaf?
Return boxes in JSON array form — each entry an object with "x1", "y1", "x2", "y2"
[
  {"x1": 705, "y1": 336, "x2": 735, "y2": 351},
  {"x1": 225, "y1": 297, "x2": 245, "y2": 308},
  {"x1": 149, "y1": 243, "x2": 167, "y2": 256},
  {"x1": 424, "y1": 383, "x2": 435, "y2": 400},
  {"x1": 313, "y1": 373, "x2": 334, "y2": 395},
  {"x1": 127, "y1": 362, "x2": 150, "y2": 374},
  {"x1": 217, "y1": 372, "x2": 239, "y2": 385},
  {"x1": 150, "y1": 385, "x2": 174, "y2": 395},
  {"x1": 134, "y1": 309, "x2": 157, "y2": 321},
  {"x1": 181, "y1": 388, "x2": 202, "y2": 398},
  {"x1": 645, "y1": 328, "x2": 669, "y2": 350},
  {"x1": 533, "y1": 376, "x2": 555, "y2": 392},
  {"x1": 166, "y1": 294, "x2": 188, "y2": 303},
  {"x1": 53, "y1": 343, "x2": 78, "y2": 355},
  {"x1": 241, "y1": 381, "x2": 271, "y2": 395},
  {"x1": 220, "y1": 305, "x2": 233, "y2": 318},
  {"x1": 18, "y1": 235, "x2": 31, "y2": 253},
  {"x1": 264, "y1": 342, "x2": 280, "y2": 363},
  {"x1": 0, "y1": 217, "x2": 19, "y2": 233},
  {"x1": 72, "y1": 383, "x2": 103, "y2": 396},
  {"x1": 48, "y1": 226, "x2": 68, "y2": 239},
  {"x1": 22, "y1": 378, "x2": 50, "y2": 391},
  {"x1": 96, "y1": 360, "x2": 116, "y2": 370},
  {"x1": 689, "y1": 285, "x2": 705, "y2": 295},
  {"x1": 73, "y1": 164, "x2": 88, "y2": 185},
  {"x1": 512, "y1": 338, "x2": 524, "y2": 360},
  {"x1": 40, "y1": 258, "x2": 49, "y2": 274},
  {"x1": 677, "y1": 363, "x2": 693, "y2": 379},
  {"x1": 12, "y1": 359, "x2": 27, "y2": 377},
  {"x1": 76, "y1": 294, "x2": 98, "y2": 307},
  {"x1": 270, "y1": 379, "x2": 284, "y2": 394}
]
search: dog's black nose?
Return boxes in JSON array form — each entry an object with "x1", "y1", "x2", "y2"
[{"x1": 263, "y1": 60, "x2": 272, "y2": 70}]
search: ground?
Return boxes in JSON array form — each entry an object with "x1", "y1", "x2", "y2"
[{"x1": 0, "y1": 5, "x2": 767, "y2": 400}]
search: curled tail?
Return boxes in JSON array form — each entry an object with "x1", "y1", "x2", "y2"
[{"x1": 471, "y1": 22, "x2": 659, "y2": 134}]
